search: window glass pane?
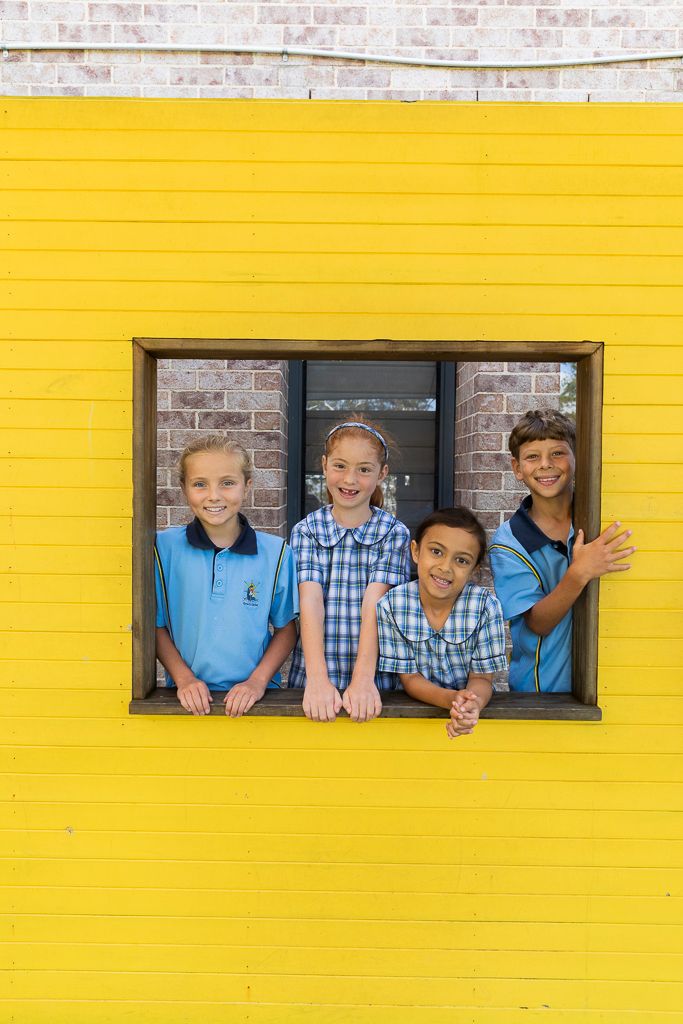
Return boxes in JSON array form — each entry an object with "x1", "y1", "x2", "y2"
[{"x1": 304, "y1": 360, "x2": 438, "y2": 534}]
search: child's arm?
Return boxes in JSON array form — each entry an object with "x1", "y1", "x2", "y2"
[
  {"x1": 447, "y1": 673, "x2": 493, "y2": 739},
  {"x1": 525, "y1": 521, "x2": 635, "y2": 637},
  {"x1": 155, "y1": 626, "x2": 213, "y2": 716},
  {"x1": 344, "y1": 582, "x2": 389, "y2": 723},
  {"x1": 400, "y1": 670, "x2": 493, "y2": 736},
  {"x1": 224, "y1": 620, "x2": 297, "y2": 718},
  {"x1": 299, "y1": 581, "x2": 343, "y2": 722},
  {"x1": 400, "y1": 671, "x2": 460, "y2": 710}
]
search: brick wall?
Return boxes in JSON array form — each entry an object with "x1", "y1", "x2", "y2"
[
  {"x1": 156, "y1": 358, "x2": 289, "y2": 538},
  {"x1": 454, "y1": 361, "x2": 562, "y2": 535},
  {"x1": 2, "y1": 1, "x2": 683, "y2": 101}
]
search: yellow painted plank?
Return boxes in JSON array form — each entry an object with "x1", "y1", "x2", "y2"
[
  {"x1": 605, "y1": 375, "x2": 683, "y2": 406},
  {"x1": 602, "y1": 463, "x2": 683, "y2": 491},
  {"x1": 2, "y1": 925, "x2": 679, "y2": 970},
  {"x1": 605, "y1": 406, "x2": 683, "y2": 433},
  {"x1": 600, "y1": 494, "x2": 683, "y2": 522},
  {"x1": 4, "y1": 884, "x2": 683, "y2": 929},
  {"x1": 599, "y1": 610, "x2": 682, "y2": 640},
  {"x1": 5, "y1": 828, "x2": 683, "y2": 870},
  {"x1": 2, "y1": 912, "x2": 681, "y2": 957},
  {"x1": 0, "y1": 1002, "x2": 677, "y2": 1024},
  {"x1": 5, "y1": 97, "x2": 683, "y2": 135},
  {"x1": 599, "y1": 637, "x2": 683, "y2": 666},
  {"x1": 599, "y1": 666, "x2": 683, "y2": 697},
  {"x1": 0, "y1": 400, "x2": 131, "y2": 430},
  {"x1": 603, "y1": 433, "x2": 683, "y2": 464},
  {"x1": 0, "y1": 633, "x2": 129, "y2": 661},
  {"x1": 0, "y1": 575, "x2": 131, "y2": 604},
  {"x1": 0, "y1": 516, "x2": 130, "y2": 546},
  {"x1": 4, "y1": 126, "x2": 683, "y2": 165},
  {"x1": 599, "y1": 581, "x2": 683, "y2": 609},
  {"x1": 0, "y1": 489, "x2": 131, "y2": 517},
  {"x1": 8, "y1": 190, "x2": 683, "y2": 227},
  {"x1": 6, "y1": 857, "x2": 683, "y2": 900},
  {"x1": 4, "y1": 963, "x2": 683, "y2": 1008},
  {"x1": 7, "y1": 158, "x2": 683, "y2": 197},
  {"x1": 9, "y1": 251, "x2": 683, "y2": 290},
  {"x1": 0, "y1": 429, "x2": 132, "y2": 459},
  {"x1": 0, "y1": 661, "x2": 127, "y2": 690},
  {"x1": 591, "y1": 522, "x2": 683, "y2": 553},
  {"x1": 3, "y1": 310, "x2": 683, "y2": 346},
  {"x1": 3, "y1": 942, "x2": 683, "y2": 985},
  {"x1": 3, "y1": 603, "x2": 130, "y2": 632},
  {"x1": 5, "y1": 709, "x2": 683, "y2": 755},
  {"x1": 0, "y1": 340, "x2": 131, "y2": 370},
  {"x1": 0, "y1": 370, "x2": 131, "y2": 401},
  {"x1": 3, "y1": 796, "x2": 679, "y2": 842},
  {"x1": 605, "y1": 346, "x2": 683, "y2": 375},
  {"x1": 8, "y1": 220, "x2": 683, "y2": 258},
  {"x1": 600, "y1": 698, "x2": 683, "y2": 725},
  {"x1": 0, "y1": 459, "x2": 131, "y2": 488},
  {"x1": 3, "y1": 742, "x2": 683, "y2": 783},
  {"x1": 5, "y1": 280, "x2": 683, "y2": 319},
  {"x1": 0, "y1": 546, "x2": 131, "y2": 574},
  {"x1": 3, "y1": 770, "x2": 683, "y2": 815}
]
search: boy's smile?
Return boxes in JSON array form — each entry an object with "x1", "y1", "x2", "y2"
[{"x1": 511, "y1": 438, "x2": 575, "y2": 502}]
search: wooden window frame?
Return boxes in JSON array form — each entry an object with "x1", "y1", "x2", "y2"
[{"x1": 131, "y1": 338, "x2": 603, "y2": 722}]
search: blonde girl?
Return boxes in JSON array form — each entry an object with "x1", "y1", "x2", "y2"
[
  {"x1": 155, "y1": 436, "x2": 298, "y2": 716},
  {"x1": 288, "y1": 419, "x2": 410, "y2": 722}
]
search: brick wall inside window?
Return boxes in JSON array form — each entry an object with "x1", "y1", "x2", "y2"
[
  {"x1": 454, "y1": 361, "x2": 562, "y2": 535},
  {"x1": 156, "y1": 358, "x2": 289, "y2": 539}
]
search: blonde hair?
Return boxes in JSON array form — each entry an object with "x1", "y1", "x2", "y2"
[
  {"x1": 178, "y1": 435, "x2": 253, "y2": 486},
  {"x1": 323, "y1": 417, "x2": 392, "y2": 509}
]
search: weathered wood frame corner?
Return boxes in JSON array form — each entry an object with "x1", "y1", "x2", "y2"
[{"x1": 131, "y1": 339, "x2": 603, "y2": 720}]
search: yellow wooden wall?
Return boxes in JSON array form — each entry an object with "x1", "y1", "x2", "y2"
[{"x1": 1, "y1": 99, "x2": 682, "y2": 1022}]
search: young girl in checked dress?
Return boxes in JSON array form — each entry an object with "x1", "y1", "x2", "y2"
[
  {"x1": 288, "y1": 419, "x2": 410, "y2": 723},
  {"x1": 376, "y1": 507, "x2": 507, "y2": 739}
]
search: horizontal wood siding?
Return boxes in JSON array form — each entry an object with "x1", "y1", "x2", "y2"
[{"x1": 1, "y1": 99, "x2": 682, "y2": 1022}]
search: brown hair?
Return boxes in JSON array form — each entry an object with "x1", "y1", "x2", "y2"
[
  {"x1": 323, "y1": 417, "x2": 392, "y2": 509},
  {"x1": 178, "y1": 435, "x2": 253, "y2": 486},
  {"x1": 414, "y1": 506, "x2": 487, "y2": 568},
  {"x1": 508, "y1": 409, "x2": 576, "y2": 461}
]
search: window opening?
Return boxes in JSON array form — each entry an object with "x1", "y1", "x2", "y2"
[{"x1": 132, "y1": 340, "x2": 600, "y2": 720}]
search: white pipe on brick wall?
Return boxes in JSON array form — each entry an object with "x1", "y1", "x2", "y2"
[{"x1": 3, "y1": 43, "x2": 683, "y2": 71}]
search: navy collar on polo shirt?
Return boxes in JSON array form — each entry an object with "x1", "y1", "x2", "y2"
[
  {"x1": 186, "y1": 514, "x2": 258, "y2": 555},
  {"x1": 509, "y1": 495, "x2": 569, "y2": 558}
]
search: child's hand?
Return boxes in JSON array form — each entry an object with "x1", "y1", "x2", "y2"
[
  {"x1": 223, "y1": 677, "x2": 267, "y2": 718},
  {"x1": 303, "y1": 678, "x2": 343, "y2": 722},
  {"x1": 570, "y1": 522, "x2": 636, "y2": 585},
  {"x1": 176, "y1": 677, "x2": 213, "y2": 716},
  {"x1": 447, "y1": 690, "x2": 482, "y2": 739},
  {"x1": 343, "y1": 675, "x2": 382, "y2": 723}
]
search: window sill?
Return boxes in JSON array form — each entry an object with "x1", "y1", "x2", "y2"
[{"x1": 130, "y1": 688, "x2": 601, "y2": 721}]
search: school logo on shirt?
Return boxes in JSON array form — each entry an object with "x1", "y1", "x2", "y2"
[{"x1": 243, "y1": 580, "x2": 259, "y2": 607}]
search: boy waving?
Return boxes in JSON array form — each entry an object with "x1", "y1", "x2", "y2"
[{"x1": 490, "y1": 410, "x2": 635, "y2": 693}]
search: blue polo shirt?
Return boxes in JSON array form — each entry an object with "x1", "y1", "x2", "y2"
[
  {"x1": 489, "y1": 496, "x2": 574, "y2": 693},
  {"x1": 154, "y1": 515, "x2": 298, "y2": 692}
]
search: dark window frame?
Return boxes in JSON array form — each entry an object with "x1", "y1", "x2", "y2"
[
  {"x1": 286, "y1": 359, "x2": 455, "y2": 536},
  {"x1": 131, "y1": 338, "x2": 603, "y2": 721}
]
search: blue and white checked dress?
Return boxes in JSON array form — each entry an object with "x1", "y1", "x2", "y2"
[
  {"x1": 377, "y1": 579, "x2": 507, "y2": 689},
  {"x1": 288, "y1": 505, "x2": 410, "y2": 691}
]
